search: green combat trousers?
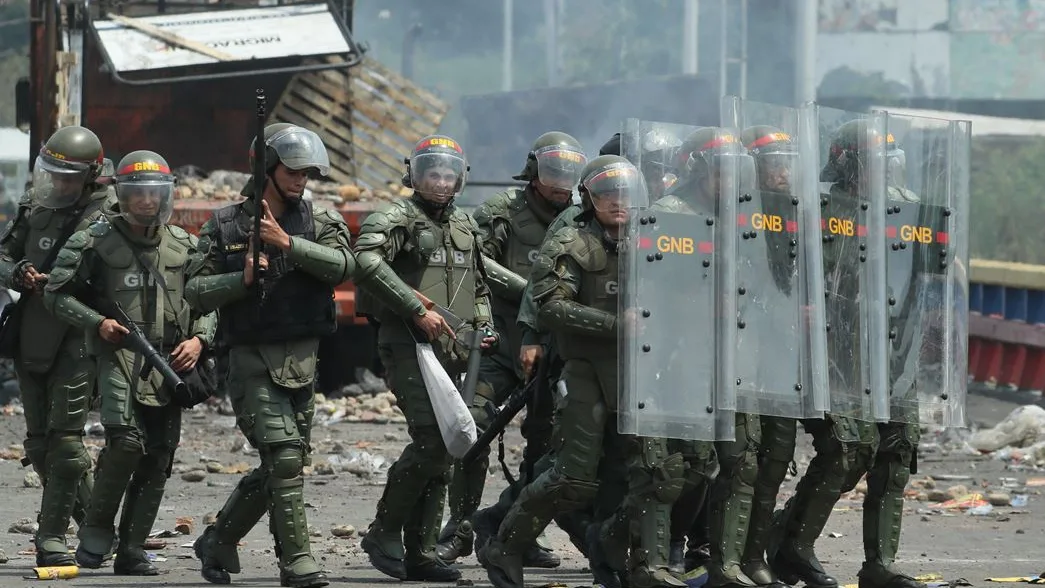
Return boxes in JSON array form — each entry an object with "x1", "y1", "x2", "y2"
[
  {"x1": 193, "y1": 349, "x2": 325, "y2": 587},
  {"x1": 17, "y1": 336, "x2": 96, "y2": 565},
  {"x1": 76, "y1": 361, "x2": 181, "y2": 575},
  {"x1": 360, "y1": 341, "x2": 462, "y2": 583}
]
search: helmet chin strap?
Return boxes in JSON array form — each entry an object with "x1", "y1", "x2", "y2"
[{"x1": 266, "y1": 171, "x2": 301, "y2": 207}]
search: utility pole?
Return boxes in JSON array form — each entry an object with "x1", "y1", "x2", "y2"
[
  {"x1": 795, "y1": 0, "x2": 818, "y2": 104},
  {"x1": 502, "y1": 0, "x2": 513, "y2": 91},
  {"x1": 682, "y1": 0, "x2": 699, "y2": 75}
]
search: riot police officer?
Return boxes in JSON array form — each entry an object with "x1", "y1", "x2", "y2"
[
  {"x1": 44, "y1": 150, "x2": 217, "y2": 575},
  {"x1": 482, "y1": 155, "x2": 687, "y2": 588},
  {"x1": 187, "y1": 123, "x2": 353, "y2": 588},
  {"x1": 436, "y1": 131, "x2": 587, "y2": 567},
  {"x1": 353, "y1": 135, "x2": 497, "y2": 582},
  {"x1": 0, "y1": 125, "x2": 114, "y2": 566},
  {"x1": 767, "y1": 120, "x2": 888, "y2": 588}
]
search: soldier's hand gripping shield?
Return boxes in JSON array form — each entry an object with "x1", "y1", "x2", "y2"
[
  {"x1": 722, "y1": 96, "x2": 829, "y2": 419},
  {"x1": 874, "y1": 110, "x2": 970, "y2": 428},
  {"x1": 816, "y1": 106, "x2": 890, "y2": 423},
  {"x1": 617, "y1": 119, "x2": 740, "y2": 441}
]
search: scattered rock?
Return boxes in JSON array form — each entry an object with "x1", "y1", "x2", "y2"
[
  {"x1": 928, "y1": 489, "x2": 951, "y2": 502},
  {"x1": 181, "y1": 470, "x2": 207, "y2": 483},
  {"x1": 383, "y1": 432, "x2": 400, "y2": 442},
  {"x1": 144, "y1": 538, "x2": 167, "y2": 550},
  {"x1": 222, "y1": 462, "x2": 251, "y2": 475},
  {"x1": 313, "y1": 463, "x2": 335, "y2": 476},
  {"x1": 23, "y1": 471, "x2": 41, "y2": 488},
  {"x1": 946, "y1": 485, "x2": 968, "y2": 499},
  {"x1": 203, "y1": 512, "x2": 218, "y2": 525},
  {"x1": 987, "y1": 492, "x2": 1012, "y2": 506},
  {"x1": 331, "y1": 525, "x2": 355, "y2": 538},
  {"x1": 0, "y1": 445, "x2": 24, "y2": 460},
  {"x1": 9, "y1": 518, "x2": 37, "y2": 534},
  {"x1": 175, "y1": 516, "x2": 195, "y2": 535},
  {"x1": 205, "y1": 461, "x2": 224, "y2": 473}
]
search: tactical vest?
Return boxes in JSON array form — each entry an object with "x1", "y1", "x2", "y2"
[
  {"x1": 90, "y1": 222, "x2": 195, "y2": 405},
  {"x1": 489, "y1": 190, "x2": 552, "y2": 355},
  {"x1": 18, "y1": 194, "x2": 109, "y2": 371},
  {"x1": 380, "y1": 201, "x2": 479, "y2": 325},
  {"x1": 554, "y1": 225, "x2": 619, "y2": 362},
  {"x1": 214, "y1": 200, "x2": 336, "y2": 345}
]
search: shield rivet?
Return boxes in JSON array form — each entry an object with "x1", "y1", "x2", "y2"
[
  {"x1": 859, "y1": 243, "x2": 866, "y2": 251},
  {"x1": 655, "y1": 252, "x2": 664, "y2": 260},
  {"x1": 825, "y1": 323, "x2": 831, "y2": 332},
  {"x1": 891, "y1": 243, "x2": 900, "y2": 251},
  {"x1": 859, "y1": 254, "x2": 867, "y2": 262},
  {"x1": 794, "y1": 383, "x2": 802, "y2": 391},
  {"x1": 864, "y1": 388, "x2": 871, "y2": 395},
  {"x1": 647, "y1": 254, "x2": 655, "y2": 262},
  {"x1": 642, "y1": 309, "x2": 651, "y2": 318},
  {"x1": 649, "y1": 215, "x2": 657, "y2": 224},
  {"x1": 738, "y1": 287, "x2": 747, "y2": 295},
  {"x1": 736, "y1": 378, "x2": 742, "y2": 385},
  {"x1": 642, "y1": 344, "x2": 651, "y2": 352},
  {"x1": 888, "y1": 297, "x2": 896, "y2": 306},
  {"x1": 702, "y1": 259, "x2": 711, "y2": 268},
  {"x1": 899, "y1": 242, "x2": 907, "y2": 250},
  {"x1": 638, "y1": 402, "x2": 646, "y2": 409},
  {"x1": 738, "y1": 320, "x2": 746, "y2": 329},
  {"x1": 941, "y1": 393, "x2": 949, "y2": 400},
  {"x1": 640, "y1": 217, "x2": 649, "y2": 225},
  {"x1": 706, "y1": 406, "x2": 714, "y2": 413},
  {"x1": 706, "y1": 218, "x2": 715, "y2": 226},
  {"x1": 943, "y1": 208, "x2": 952, "y2": 217},
  {"x1": 792, "y1": 197, "x2": 799, "y2": 206},
  {"x1": 860, "y1": 202, "x2": 869, "y2": 211}
]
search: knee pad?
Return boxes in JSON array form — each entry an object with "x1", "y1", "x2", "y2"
[
  {"x1": 46, "y1": 434, "x2": 90, "y2": 479},
  {"x1": 23, "y1": 435, "x2": 48, "y2": 471},
  {"x1": 266, "y1": 443, "x2": 305, "y2": 481},
  {"x1": 719, "y1": 446, "x2": 759, "y2": 488},
  {"x1": 653, "y1": 452, "x2": 687, "y2": 503},
  {"x1": 539, "y1": 470, "x2": 600, "y2": 512}
]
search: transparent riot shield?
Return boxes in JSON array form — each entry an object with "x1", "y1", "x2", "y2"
[
  {"x1": 721, "y1": 96, "x2": 828, "y2": 419},
  {"x1": 815, "y1": 105, "x2": 890, "y2": 423},
  {"x1": 618, "y1": 119, "x2": 739, "y2": 441},
  {"x1": 873, "y1": 110, "x2": 970, "y2": 428}
]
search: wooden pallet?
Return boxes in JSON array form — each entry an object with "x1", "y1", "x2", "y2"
[{"x1": 270, "y1": 55, "x2": 449, "y2": 190}]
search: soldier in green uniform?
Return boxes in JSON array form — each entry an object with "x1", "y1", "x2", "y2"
[
  {"x1": 354, "y1": 135, "x2": 497, "y2": 583},
  {"x1": 43, "y1": 150, "x2": 216, "y2": 575},
  {"x1": 0, "y1": 125, "x2": 114, "y2": 566},
  {"x1": 482, "y1": 155, "x2": 687, "y2": 588},
  {"x1": 766, "y1": 120, "x2": 885, "y2": 588},
  {"x1": 436, "y1": 131, "x2": 587, "y2": 567},
  {"x1": 187, "y1": 123, "x2": 354, "y2": 588}
]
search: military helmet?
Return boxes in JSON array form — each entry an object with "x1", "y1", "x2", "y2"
[
  {"x1": 32, "y1": 126, "x2": 105, "y2": 209},
  {"x1": 113, "y1": 150, "x2": 175, "y2": 228},
  {"x1": 514, "y1": 131, "x2": 587, "y2": 190},
  {"x1": 742, "y1": 125, "x2": 798, "y2": 192},
  {"x1": 675, "y1": 126, "x2": 746, "y2": 184},
  {"x1": 249, "y1": 123, "x2": 330, "y2": 177},
  {"x1": 821, "y1": 118, "x2": 902, "y2": 188},
  {"x1": 599, "y1": 133, "x2": 621, "y2": 156},
  {"x1": 404, "y1": 134, "x2": 468, "y2": 201},
  {"x1": 578, "y1": 154, "x2": 648, "y2": 213},
  {"x1": 639, "y1": 127, "x2": 684, "y2": 197}
]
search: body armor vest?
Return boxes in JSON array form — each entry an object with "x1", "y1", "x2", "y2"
[
  {"x1": 379, "y1": 201, "x2": 479, "y2": 325},
  {"x1": 555, "y1": 225, "x2": 619, "y2": 362},
  {"x1": 492, "y1": 190, "x2": 551, "y2": 354},
  {"x1": 90, "y1": 223, "x2": 194, "y2": 404},
  {"x1": 214, "y1": 200, "x2": 336, "y2": 346},
  {"x1": 18, "y1": 195, "x2": 108, "y2": 370}
]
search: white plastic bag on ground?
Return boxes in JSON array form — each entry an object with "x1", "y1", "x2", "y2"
[
  {"x1": 969, "y1": 404, "x2": 1045, "y2": 452},
  {"x1": 416, "y1": 343, "x2": 477, "y2": 458}
]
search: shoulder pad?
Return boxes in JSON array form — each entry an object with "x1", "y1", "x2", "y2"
[
  {"x1": 474, "y1": 191, "x2": 514, "y2": 226},
  {"x1": 64, "y1": 229, "x2": 91, "y2": 251},
  {"x1": 888, "y1": 186, "x2": 921, "y2": 203},
  {"x1": 88, "y1": 219, "x2": 111, "y2": 238},
  {"x1": 449, "y1": 207, "x2": 479, "y2": 232},
  {"x1": 651, "y1": 196, "x2": 684, "y2": 213},
  {"x1": 354, "y1": 231, "x2": 388, "y2": 250},
  {"x1": 551, "y1": 227, "x2": 606, "y2": 272},
  {"x1": 360, "y1": 204, "x2": 408, "y2": 235},
  {"x1": 313, "y1": 204, "x2": 346, "y2": 225},
  {"x1": 17, "y1": 190, "x2": 32, "y2": 208},
  {"x1": 166, "y1": 224, "x2": 193, "y2": 243}
]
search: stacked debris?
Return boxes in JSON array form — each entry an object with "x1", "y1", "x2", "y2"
[{"x1": 171, "y1": 167, "x2": 413, "y2": 205}]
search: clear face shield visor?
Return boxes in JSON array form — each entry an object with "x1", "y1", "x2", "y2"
[
  {"x1": 410, "y1": 153, "x2": 468, "y2": 199},
  {"x1": 32, "y1": 157, "x2": 90, "y2": 209},
  {"x1": 534, "y1": 146, "x2": 587, "y2": 190},
  {"x1": 583, "y1": 163, "x2": 649, "y2": 212},
  {"x1": 755, "y1": 150, "x2": 799, "y2": 192},
  {"x1": 268, "y1": 127, "x2": 331, "y2": 177},
  {"x1": 116, "y1": 180, "x2": 174, "y2": 227}
]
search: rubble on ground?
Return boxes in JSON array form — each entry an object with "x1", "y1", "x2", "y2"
[{"x1": 172, "y1": 167, "x2": 413, "y2": 205}]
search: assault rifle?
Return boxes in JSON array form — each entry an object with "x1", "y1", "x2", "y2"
[
  {"x1": 251, "y1": 89, "x2": 267, "y2": 302},
  {"x1": 100, "y1": 300, "x2": 187, "y2": 398}
]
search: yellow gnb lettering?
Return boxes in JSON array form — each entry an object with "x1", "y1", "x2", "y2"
[
  {"x1": 429, "y1": 138, "x2": 457, "y2": 149},
  {"x1": 899, "y1": 225, "x2": 932, "y2": 244},
  {"x1": 828, "y1": 217, "x2": 854, "y2": 236},
  {"x1": 656, "y1": 235, "x2": 694, "y2": 255},
  {"x1": 751, "y1": 213, "x2": 783, "y2": 232},
  {"x1": 133, "y1": 161, "x2": 162, "y2": 172}
]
